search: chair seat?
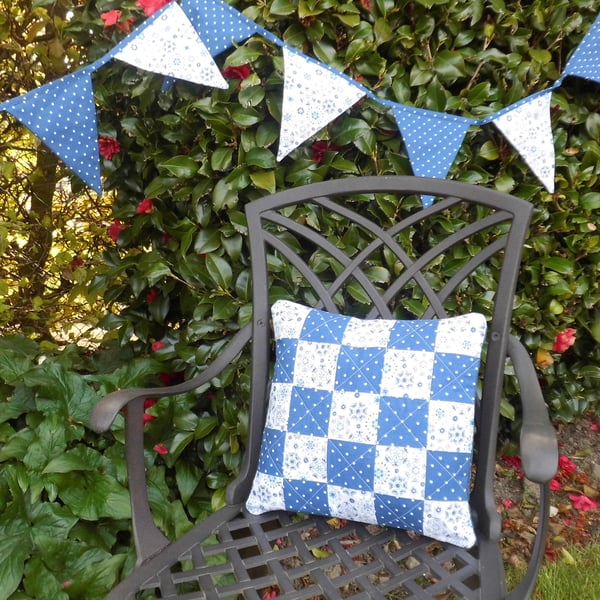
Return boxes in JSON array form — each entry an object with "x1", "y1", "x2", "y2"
[{"x1": 110, "y1": 506, "x2": 487, "y2": 599}]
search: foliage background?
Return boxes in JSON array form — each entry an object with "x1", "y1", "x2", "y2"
[{"x1": 1, "y1": 0, "x2": 600, "y2": 596}]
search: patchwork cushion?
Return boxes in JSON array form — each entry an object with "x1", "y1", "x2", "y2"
[{"x1": 246, "y1": 300, "x2": 487, "y2": 548}]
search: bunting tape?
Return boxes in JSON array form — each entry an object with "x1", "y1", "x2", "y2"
[{"x1": 2, "y1": 0, "x2": 599, "y2": 200}]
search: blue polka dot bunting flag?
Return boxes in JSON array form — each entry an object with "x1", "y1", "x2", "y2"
[
  {"x1": 181, "y1": 0, "x2": 264, "y2": 57},
  {"x1": 113, "y1": 2, "x2": 227, "y2": 89},
  {"x1": 490, "y1": 91, "x2": 555, "y2": 193},
  {"x1": 3, "y1": 70, "x2": 101, "y2": 192},
  {"x1": 247, "y1": 300, "x2": 488, "y2": 548},
  {"x1": 277, "y1": 47, "x2": 366, "y2": 161},
  {"x1": 392, "y1": 105, "x2": 476, "y2": 208},
  {"x1": 564, "y1": 12, "x2": 600, "y2": 81}
]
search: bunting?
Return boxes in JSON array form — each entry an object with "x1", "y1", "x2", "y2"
[
  {"x1": 2, "y1": 0, "x2": 600, "y2": 201},
  {"x1": 180, "y1": 0, "x2": 264, "y2": 57},
  {"x1": 491, "y1": 91, "x2": 555, "y2": 193},
  {"x1": 278, "y1": 48, "x2": 366, "y2": 160},
  {"x1": 113, "y1": 2, "x2": 227, "y2": 88},
  {"x1": 392, "y1": 106, "x2": 476, "y2": 207},
  {"x1": 2, "y1": 70, "x2": 101, "y2": 192},
  {"x1": 563, "y1": 12, "x2": 600, "y2": 82}
]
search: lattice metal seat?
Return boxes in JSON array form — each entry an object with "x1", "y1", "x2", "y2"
[{"x1": 91, "y1": 176, "x2": 558, "y2": 599}]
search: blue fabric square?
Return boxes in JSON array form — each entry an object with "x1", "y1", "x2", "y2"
[
  {"x1": 302, "y1": 310, "x2": 348, "y2": 343},
  {"x1": 273, "y1": 338, "x2": 298, "y2": 383},
  {"x1": 285, "y1": 479, "x2": 329, "y2": 514},
  {"x1": 375, "y1": 495, "x2": 424, "y2": 532},
  {"x1": 378, "y1": 397, "x2": 429, "y2": 447},
  {"x1": 388, "y1": 320, "x2": 438, "y2": 351},
  {"x1": 247, "y1": 300, "x2": 487, "y2": 549},
  {"x1": 425, "y1": 452, "x2": 472, "y2": 501},
  {"x1": 288, "y1": 388, "x2": 332, "y2": 436},
  {"x1": 335, "y1": 346, "x2": 385, "y2": 393},
  {"x1": 431, "y1": 353, "x2": 479, "y2": 403},
  {"x1": 256, "y1": 428, "x2": 286, "y2": 476},
  {"x1": 328, "y1": 440, "x2": 375, "y2": 490}
]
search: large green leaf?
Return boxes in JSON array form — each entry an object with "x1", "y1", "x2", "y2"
[
  {"x1": 157, "y1": 156, "x2": 199, "y2": 179},
  {"x1": 0, "y1": 520, "x2": 31, "y2": 600}
]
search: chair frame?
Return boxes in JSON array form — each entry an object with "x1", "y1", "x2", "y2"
[{"x1": 91, "y1": 176, "x2": 558, "y2": 599}]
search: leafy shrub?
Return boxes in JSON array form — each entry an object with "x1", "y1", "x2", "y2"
[
  {"x1": 87, "y1": 0, "x2": 600, "y2": 426},
  {"x1": 0, "y1": 336, "x2": 243, "y2": 598}
]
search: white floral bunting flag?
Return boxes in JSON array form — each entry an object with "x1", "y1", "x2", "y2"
[
  {"x1": 113, "y1": 2, "x2": 227, "y2": 88},
  {"x1": 277, "y1": 48, "x2": 366, "y2": 160},
  {"x1": 491, "y1": 91, "x2": 555, "y2": 192}
]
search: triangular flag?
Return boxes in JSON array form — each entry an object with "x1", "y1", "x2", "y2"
[
  {"x1": 392, "y1": 105, "x2": 475, "y2": 207},
  {"x1": 564, "y1": 12, "x2": 600, "y2": 82},
  {"x1": 181, "y1": 0, "x2": 263, "y2": 57},
  {"x1": 2, "y1": 70, "x2": 101, "y2": 192},
  {"x1": 113, "y1": 2, "x2": 227, "y2": 88},
  {"x1": 278, "y1": 48, "x2": 365, "y2": 160},
  {"x1": 491, "y1": 91, "x2": 555, "y2": 193}
]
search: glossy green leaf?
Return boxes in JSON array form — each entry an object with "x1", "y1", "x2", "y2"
[
  {"x1": 157, "y1": 156, "x2": 199, "y2": 179},
  {"x1": 205, "y1": 254, "x2": 233, "y2": 289}
]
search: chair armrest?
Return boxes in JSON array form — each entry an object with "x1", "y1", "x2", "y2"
[
  {"x1": 90, "y1": 323, "x2": 253, "y2": 432},
  {"x1": 507, "y1": 335, "x2": 558, "y2": 483}
]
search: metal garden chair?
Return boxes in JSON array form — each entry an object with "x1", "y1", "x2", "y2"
[{"x1": 91, "y1": 176, "x2": 558, "y2": 599}]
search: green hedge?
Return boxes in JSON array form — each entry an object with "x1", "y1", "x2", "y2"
[{"x1": 90, "y1": 0, "x2": 600, "y2": 423}]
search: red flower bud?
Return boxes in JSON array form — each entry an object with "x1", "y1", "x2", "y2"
[
  {"x1": 551, "y1": 328, "x2": 576, "y2": 353},
  {"x1": 222, "y1": 64, "x2": 253, "y2": 80},
  {"x1": 107, "y1": 219, "x2": 126, "y2": 242},
  {"x1": 136, "y1": 0, "x2": 172, "y2": 17},
  {"x1": 98, "y1": 136, "x2": 121, "y2": 160},
  {"x1": 153, "y1": 443, "x2": 169, "y2": 455},
  {"x1": 136, "y1": 197, "x2": 154, "y2": 214}
]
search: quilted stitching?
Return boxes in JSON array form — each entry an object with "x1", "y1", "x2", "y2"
[{"x1": 247, "y1": 300, "x2": 487, "y2": 548}]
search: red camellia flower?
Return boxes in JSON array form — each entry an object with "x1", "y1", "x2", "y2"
[
  {"x1": 146, "y1": 288, "x2": 159, "y2": 304},
  {"x1": 568, "y1": 494, "x2": 599, "y2": 512},
  {"x1": 143, "y1": 398, "x2": 157, "y2": 424},
  {"x1": 70, "y1": 256, "x2": 84, "y2": 269},
  {"x1": 558, "y1": 454, "x2": 577, "y2": 475},
  {"x1": 136, "y1": 197, "x2": 154, "y2": 214},
  {"x1": 136, "y1": 0, "x2": 171, "y2": 17},
  {"x1": 151, "y1": 340, "x2": 165, "y2": 351},
  {"x1": 153, "y1": 443, "x2": 169, "y2": 455},
  {"x1": 101, "y1": 10, "x2": 134, "y2": 33},
  {"x1": 311, "y1": 140, "x2": 343, "y2": 163},
  {"x1": 222, "y1": 63, "x2": 253, "y2": 80},
  {"x1": 549, "y1": 478, "x2": 562, "y2": 491},
  {"x1": 107, "y1": 219, "x2": 126, "y2": 242},
  {"x1": 101, "y1": 10, "x2": 122, "y2": 27},
  {"x1": 552, "y1": 327, "x2": 576, "y2": 353},
  {"x1": 98, "y1": 136, "x2": 121, "y2": 160}
]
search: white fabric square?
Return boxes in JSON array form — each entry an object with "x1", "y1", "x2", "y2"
[
  {"x1": 293, "y1": 340, "x2": 340, "y2": 390},
  {"x1": 380, "y1": 349, "x2": 435, "y2": 398},
  {"x1": 342, "y1": 318, "x2": 394, "y2": 347},
  {"x1": 374, "y1": 445, "x2": 427, "y2": 499},
  {"x1": 434, "y1": 314, "x2": 488, "y2": 357},
  {"x1": 328, "y1": 486, "x2": 377, "y2": 523},
  {"x1": 329, "y1": 391, "x2": 379, "y2": 444},
  {"x1": 423, "y1": 500, "x2": 476, "y2": 548},
  {"x1": 282, "y1": 432, "x2": 328, "y2": 482},
  {"x1": 265, "y1": 383, "x2": 293, "y2": 430},
  {"x1": 427, "y1": 400, "x2": 474, "y2": 453}
]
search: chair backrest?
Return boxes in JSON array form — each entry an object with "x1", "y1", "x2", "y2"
[{"x1": 229, "y1": 176, "x2": 533, "y2": 540}]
